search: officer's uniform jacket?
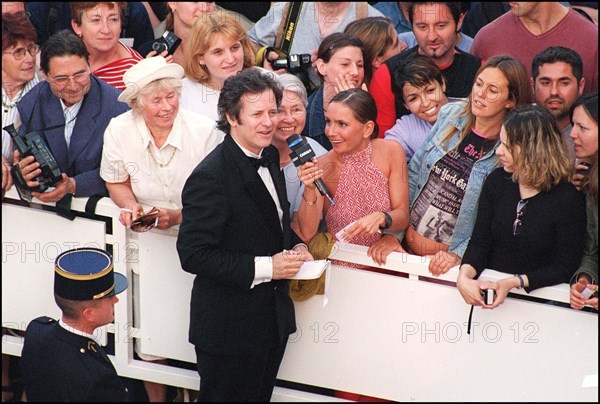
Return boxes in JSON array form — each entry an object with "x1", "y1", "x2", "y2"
[{"x1": 20, "y1": 317, "x2": 128, "y2": 402}]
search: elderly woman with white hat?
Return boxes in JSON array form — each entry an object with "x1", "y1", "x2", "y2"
[
  {"x1": 101, "y1": 56, "x2": 223, "y2": 230},
  {"x1": 100, "y1": 56, "x2": 223, "y2": 401}
]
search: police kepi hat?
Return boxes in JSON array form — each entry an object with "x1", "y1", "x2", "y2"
[{"x1": 54, "y1": 248, "x2": 128, "y2": 301}]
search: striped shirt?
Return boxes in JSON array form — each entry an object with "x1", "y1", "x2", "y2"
[
  {"x1": 59, "y1": 98, "x2": 83, "y2": 148},
  {"x1": 93, "y1": 42, "x2": 143, "y2": 91},
  {"x1": 2, "y1": 75, "x2": 40, "y2": 161}
]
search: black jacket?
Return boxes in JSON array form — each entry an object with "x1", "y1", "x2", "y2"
[
  {"x1": 21, "y1": 317, "x2": 128, "y2": 402},
  {"x1": 177, "y1": 135, "x2": 301, "y2": 355}
]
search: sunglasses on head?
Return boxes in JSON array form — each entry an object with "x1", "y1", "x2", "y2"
[{"x1": 512, "y1": 199, "x2": 528, "y2": 236}]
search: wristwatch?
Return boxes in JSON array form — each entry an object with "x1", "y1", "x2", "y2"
[{"x1": 379, "y1": 211, "x2": 392, "y2": 230}]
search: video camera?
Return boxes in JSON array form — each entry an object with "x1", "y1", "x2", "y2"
[
  {"x1": 151, "y1": 30, "x2": 181, "y2": 56},
  {"x1": 4, "y1": 123, "x2": 62, "y2": 200},
  {"x1": 270, "y1": 53, "x2": 312, "y2": 73}
]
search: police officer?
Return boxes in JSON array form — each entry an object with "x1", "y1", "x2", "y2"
[{"x1": 20, "y1": 248, "x2": 129, "y2": 402}]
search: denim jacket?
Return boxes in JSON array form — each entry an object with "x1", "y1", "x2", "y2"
[{"x1": 408, "y1": 101, "x2": 500, "y2": 257}]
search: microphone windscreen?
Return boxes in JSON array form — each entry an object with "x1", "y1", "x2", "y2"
[{"x1": 286, "y1": 133, "x2": 302, "y2": 147}]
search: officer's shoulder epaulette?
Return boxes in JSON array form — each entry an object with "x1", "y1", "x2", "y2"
[{"x1": 32, "y1": 316, "x2": 56, "y2": 325}]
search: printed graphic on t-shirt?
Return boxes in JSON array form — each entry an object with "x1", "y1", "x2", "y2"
[{"x1": 410, "y1": 130, "x2": 495, "y2": 244}]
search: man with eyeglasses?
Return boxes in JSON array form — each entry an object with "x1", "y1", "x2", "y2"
[{"x1": 13, "y1": 29, "x2": 128, "y2": 204}]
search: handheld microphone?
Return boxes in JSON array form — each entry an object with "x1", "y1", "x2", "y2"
[{"x1": 286, "y1": 133, "x2": 335, "y2": 206}]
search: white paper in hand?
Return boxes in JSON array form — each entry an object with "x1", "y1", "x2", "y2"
[
  {"x1": 290, "y1": 260, "x2": 330, "y2": 280},
  {"x1": 335, "y1": 220, "x2": 381, "y2": 243},
  {"x1": 335, "y1": 221, "x2": 355, "y2": 243}
]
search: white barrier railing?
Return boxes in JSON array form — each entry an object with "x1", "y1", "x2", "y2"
[{"x1": 2, "y1": 189, "x2": 598, "y2": 401}]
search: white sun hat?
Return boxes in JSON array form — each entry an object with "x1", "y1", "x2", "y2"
[{"x1": 118, "y1": 56, "x2": 184, "y2": 103}]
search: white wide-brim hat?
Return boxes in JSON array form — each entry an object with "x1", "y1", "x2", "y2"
[{"x1": 118, "y1": 56, "x2": 184, "y2": 103}]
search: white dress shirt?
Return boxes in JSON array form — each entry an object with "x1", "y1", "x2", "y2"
[
  {"x1": 59, "y1": 98, "x2": 83, "y2": 148},
  {"x1": 232, "y1": 138, "x2": 284, "y2": 288}
]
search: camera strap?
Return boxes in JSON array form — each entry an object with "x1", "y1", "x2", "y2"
[
  {"x1": 275, "y1": 2, "x2": 303, "y2": 55},
  {"x1": 466, "y1": 305, "x2": 475, "y2": 334},
  {"x1": 24, "y1": 95, "x2": 71, "y2": 135},
  {"x1": 25, "y1": 102, "x2": 79, "y2": 136}
]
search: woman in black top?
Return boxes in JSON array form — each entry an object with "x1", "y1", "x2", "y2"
[{"x1": 457, "y1": 105, "x2": 586, "y2": 308}]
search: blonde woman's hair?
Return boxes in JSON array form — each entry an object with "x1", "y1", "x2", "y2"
[
  {"x1": 439, "y1": 55, "x2": 532, "y2": 148},
  {"x1": 184, "y1": 11, "x2": 255, "y2": 85},
  {"x1": 503, "y1": 105, "x2": 572, "y2": 192}
]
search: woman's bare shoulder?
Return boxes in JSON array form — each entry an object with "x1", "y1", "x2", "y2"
[
  {"x1": 317, "y1": 150, "x2": 335, "y2": 164},
  {"x1": 372, "y1": 138, "x2": 406, "y2": 161}
]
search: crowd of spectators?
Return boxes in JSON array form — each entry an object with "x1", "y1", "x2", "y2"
[{"x1": 2, "y1": 2, "x2": 598, "y2": 402}]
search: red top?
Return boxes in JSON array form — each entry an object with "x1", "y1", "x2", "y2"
[{"x1": 93, "y1": 42, "x2": 143, "y2": 91}]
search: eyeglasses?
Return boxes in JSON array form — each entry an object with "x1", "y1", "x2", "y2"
[
  {"x1": 47, "y1": 70, "x2": 91, "y2": 86},
  {"x1": 512, "y1": 199, "x2": 528, "y2": 236},
  {"x1": 277, "y1": 106, "x2": 305, "y2": 117},
  {"x1": 2, "y1": 44, "x2": 39, "y2": 60}
]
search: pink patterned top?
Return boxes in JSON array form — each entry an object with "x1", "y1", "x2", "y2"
[{"x1": 326, "y1": 141, "x2": 391, "y2": 247}]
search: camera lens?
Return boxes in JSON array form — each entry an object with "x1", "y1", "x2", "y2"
[
  {"x1": 271, "y1": 57, "x2": 288, "y2": 70},
  {"x1": 152, "y1": 42, "x2": 168, "y2": 53}
]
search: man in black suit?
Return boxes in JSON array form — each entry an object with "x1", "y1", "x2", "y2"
[
  {"x1": 177, "y1": 68, "x2": 312, "y2": 402},
  {"x1": 20, "y1": 248, "x2": 129, "y2": 402}
]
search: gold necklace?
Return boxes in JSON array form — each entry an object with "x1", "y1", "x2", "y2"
[
  {"x1": 148, "y1": 145, "x2": 177, "y2": 168},
  {"x1": 2, "y1": 85, "x2": 26, "y2": 113},
  {"x1": 280, "y1": 157, "x2": 292, "y2": 167}
]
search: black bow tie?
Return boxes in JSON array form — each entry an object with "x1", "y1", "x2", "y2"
[{"x1": 248, "y1": 155, "x2": 270, "y2": 170}]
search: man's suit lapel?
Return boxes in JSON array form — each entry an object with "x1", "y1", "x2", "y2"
[
  {"x1": 224, "y1": 136, "x2": 283, "y2": 240},
  {"x1": 39, "y1": 97, "x2": 69, "y2": 173},
  {"x1": 67, "y1": 79, "x2": 100, "y2": 170},
  {"x1": 266, "y1": 147, "x2": 292, "y2": 247}
]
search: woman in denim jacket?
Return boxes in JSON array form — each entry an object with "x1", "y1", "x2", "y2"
[{"x1": 406, "y1": 55, "x2": 531, "y2": 276}]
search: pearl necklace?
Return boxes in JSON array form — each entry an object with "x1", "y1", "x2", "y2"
[{"x1": 148, "y1": 145, "x2": 177, "y2": 168}]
